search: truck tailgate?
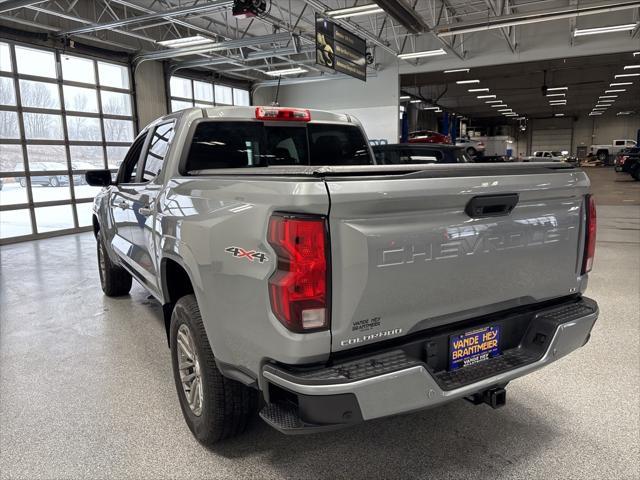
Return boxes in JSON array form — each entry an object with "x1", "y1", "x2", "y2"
[{"x1": 326, "y1": 166, "x2": 590, "y2": 352}]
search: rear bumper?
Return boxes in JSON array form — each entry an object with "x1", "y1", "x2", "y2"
[{"x1": 260, "y1": 297, "x2": 598, "y2": 433}]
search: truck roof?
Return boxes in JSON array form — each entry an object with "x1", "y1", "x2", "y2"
[{"x1": 169, "y1": 106, "x2": 358, "y2": 125}]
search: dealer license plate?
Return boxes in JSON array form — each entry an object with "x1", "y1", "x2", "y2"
[{"x1": 449, "y1": 325, "x2": 501, "y2": 370}]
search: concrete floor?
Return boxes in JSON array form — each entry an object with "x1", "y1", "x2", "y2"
[{"x1": 1, "y1": 168, "x2": 638, "y2": 480}]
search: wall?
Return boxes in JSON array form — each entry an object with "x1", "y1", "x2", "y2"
[
  {"x1": 254, "y1": 51, "x2": 400, "y2": 142},
  {"x1": 527, "y1": 116, "x2": 640, "y2": 155},
  {"x1": 134, "y1": 60, "x2": 167, "y2": 129}
]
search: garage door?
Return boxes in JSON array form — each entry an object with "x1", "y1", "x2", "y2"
[{"x1": 531, "y1": 129, "x2": 572, "y2": 152}]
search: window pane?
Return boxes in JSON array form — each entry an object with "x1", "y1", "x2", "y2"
[
  {"x1": 16, "y1": 46, "x2": 56, "y2": 78},
  {"x1": 23, "y1": 113, "x2": 63, "y2": 140},
  {"x1": 104, "y1": 119, "x2": 134, "y2": 142},
  {"x1": 214, "y1": 84, "x2": 232, "y2": 105},
  {"x1": 30, "y1": 175, "x2": 72, "y2": 203},
  {"x1": 63, "y1": 85, "x2": 98, "y2": 113},
  {"x1": 27, "y1": 144, "x2": 66, "y2": 166},
  {"x1": 0, "y1": 77, "x2": 16, "y2": 106},
  {"x1": 107, "y1": 146, "x2": 128, "y2": 168},
  {"x1": 143, "y1": 122, "x2": 175, "y2": 181},
  {"x1": 101, "y1": 91, "x2": 132, "y2": 116},
  {"x1": 19, "y1": 80, "x2": 60, "y2": 109},
  {"x1": 0, "y1": 43, "x2": 11, "y2": 72},
  {"x1": 70, "y1": 145, "x2": 104, "y2": 170},
  {"x1": 75, "y1": 201, "x2": 94, "y2": 227},
  {"x1": 193, "y1": 80, "x2": 212, "y2": 102},
  {"x1": 61, "y1": 54, "x2": 95, "y2": 84},
  {"x1": 35, "y1": 204, "x2": 75, "y2": 232},
  {"x1": 170, "y1": 76, "x2": 192, "y2": 99},
  {"x1": 0, "y1": 176, "x2": 28, "y2": 206},
  {"x1": 0, "y1": 144, "x2": 24, "y2": 172},
  {"x1": 66, "y1": 116, "x2": 101, "y2": 141},
  {"x1": 0, "y1": 111, "x2": 20, "y2": 139},
  {"x1": 0, "y1": 208, "x2": 32, "y2": 238},
  {"x1": 73, "y1": 175, "x2": 101, "y2": 200},
  {"x1": 98, "y1": 62, "x2": 129, "y2": 89},
  {"x1": 194, "y1": 102, "x2": 213, "y2": 108},
  {"x1": 171, "y1": 99, "x2": 192, "y2": 112},
  {"x1": 233, "y1": 88, "x2": 250, "y2": 106}
]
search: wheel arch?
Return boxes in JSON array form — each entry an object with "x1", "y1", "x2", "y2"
[{"x1": 160, "y1": 256, "x2": 196, "y2": 346}]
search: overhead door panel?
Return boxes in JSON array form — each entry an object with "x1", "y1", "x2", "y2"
[{"x1": 531, "y1": 129, "x2": 571, "y2": 152}]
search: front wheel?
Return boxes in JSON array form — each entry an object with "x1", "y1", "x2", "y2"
[
  {"x1": 170, "y1": 295, "x2": 257, "y2": 445},
  {"x1": 96, "y1": 235, "x2": 132, "y2": 296},
  {"x1": 596, "y1": 151, "x2": 608, "y2": 162},
  {"x1": 466, "y1": 147, "x2": 477, "y2": 157}
]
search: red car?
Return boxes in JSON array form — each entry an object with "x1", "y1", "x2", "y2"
[{"x1": 408, "y1": 130, "x2": 451, "y2": 144}]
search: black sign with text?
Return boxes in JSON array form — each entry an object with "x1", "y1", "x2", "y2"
[{"x1": 315, "y1": 14, "x2": 367, "y2": 81}]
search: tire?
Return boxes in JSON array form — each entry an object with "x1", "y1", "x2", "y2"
[
  {"x1": 19, "y1": 178, "x2": 27, "y2": 188},
  {"x1": 466, "y1": 147, "x2": 477, "y2": 157},
  {"x1": 596, "y1": 150, "x2": 608, "y2": 162},
  {"x1": 96, "y1": 234, "x2": 132, "y2": 296},
  {"x1": 49, "y1": 176, "x2": 60, "y2": 187},
  {"x1": 170, "y1": 294, "x2": 257, "y2": 445}
]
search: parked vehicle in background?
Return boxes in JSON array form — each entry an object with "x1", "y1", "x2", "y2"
[
  {"x1": 87, "y1": 106, "x2": 599, "y2": 445},
  {"x1": 524, "y1": 151, "x2": 568, "y2": 162},
  {"x1": 408, "y1": 130, "x2": 450, "y2": 144},
  {"x1": 18, "y1": 162, "x2": 70, "y2": 187},
  {"x1": 455, "y1": 137, "x2": 485, "y2": 156},
  {"x1": 373, "y1": 143, "x2": 472, "y2": 164},
  {"x1": 614, "y1": 147, "x2": 640, "y2": 173},
  {"x1": 590, "y1": 139, "x2": 637, "y2": 162}
]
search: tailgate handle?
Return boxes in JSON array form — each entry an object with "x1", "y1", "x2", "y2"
[{"x1": 465, "y1": 193, "x2": 519, "y2": 218}]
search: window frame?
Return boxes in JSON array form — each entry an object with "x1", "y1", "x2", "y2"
[
  {"x1": 0, "y1": 39, "x2": 137, "y2": 244},
  {"x1": 139, "y1": 119, "x2": 176, "y2": 183}
]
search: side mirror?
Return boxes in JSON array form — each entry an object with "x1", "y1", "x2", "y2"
[{"x1": 85, "y1": 169, "x2": 113, "y2": 187}]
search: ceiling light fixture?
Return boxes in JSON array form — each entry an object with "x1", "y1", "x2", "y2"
[
  {"x1": 610, "y1": 82, "x2": 632, "y2": 86},
  {"x1": 554, "y1": 113, "x2": 565, "y2": 117},
  {"x1": 574, "y1": 23, "x2": 637, "y2": 36},
  {"x1": 422, "y1": 106, "x2": 440, "y2": 110},
  {"x1": 599, "y1": 95, "x2": 618, "y2": 98},
  {"x1": 615, "y1": 73, "x2": 640, "y2": 78},
  {"x1": 549, "y1": 101, "x2": 567, "y2": 104},
  {"x1": 589, "y1": 112, "x2": 603, "y2": 116},
  {"x1": 486, "y1": 100, "x2": 502, "y2": 103},
  {"x1": 623, "y1": 65, "x2": 640, "y2": 70},
  {"x1": 444, "y1": 68, "x2": 470, "y2": 73},
  {"x1": 456, "y1": 79, "x2": 480, "y2": 84},
  {"x1": 263, "y1": 67, "x2": 306, "y2": 76},
  {"x1": 398, "y1": 48, "x2": 447, "y2": 59},
  {"x1": 477, "y1": 95, "x2": 496, "y2": 99},
  {"x1": 498, "y1": 109, "x2": 512, "y2": 112},
  {"x1": 546, "y1": 93, "x2": 566, "y2": 97},
  {"x1": 491, "y1": 104, "x2": 508, "y2": 107},
  {"x1": 605, "y1": 89, "x2": 626, "y2": 93},
  {"x1": 327, "y1": 4, "x2": 384, "y2": 18},
  {"x1": 617, "y1": 111, "x2": 632, "y2": 115},
  {"x1": 547, "y1": 86, "x2": 568, "y2": 91},
  {"x1": 399, "y1": 95, "x2": 411, "y2": 100},
  {"x1": 410, "y1": 99, "x2": 422, "y2": 103},
  {"x1": 158, "y1": 35, "x2": 214, "y2": 48},
  {"x1": 468, "y1": 88, "x2": 489, "y2": 92}
]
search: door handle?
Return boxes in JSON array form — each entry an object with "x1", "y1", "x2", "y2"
[
  {"x1": 465, "y1": 193, "x2": 519, "y2": 218},
  {"x1": 117, "y1": 200, "x2": 129, "y2": 210},
  {"x1": 138, "y1": 205, "x2": 154, "y2": 216}
]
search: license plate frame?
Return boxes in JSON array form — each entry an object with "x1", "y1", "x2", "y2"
[{"x1": 449, "y1": 325, "x2": 501, "y2": 371}]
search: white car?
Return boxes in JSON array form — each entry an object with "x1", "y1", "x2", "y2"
[
  {"x1": 524, "y1": 151, "x2": 568, "y2": 162},
  {"x1": 590, "y1": 139, "x2": 637, "y2": 162},
  {"x1": 455, "y1": 137, "x2": 485, "y2": 156}
]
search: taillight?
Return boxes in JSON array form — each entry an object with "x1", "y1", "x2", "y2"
[
  {"x1": 582, "y1": 195, "x2": 597, "y2": 274},
  {"x1": 255, "y1": 107, "x2": 311, "y2": 122},
  {"x1": 267, "y1": 214, "x2": 329, "y2": 332}
]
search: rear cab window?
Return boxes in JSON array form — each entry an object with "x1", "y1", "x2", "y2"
[{"x1": 184, "y1": 121, "x2": 372, "y2": 173}]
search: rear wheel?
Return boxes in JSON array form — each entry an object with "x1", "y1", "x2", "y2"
[
  {"x1": 170, "y1": 294, "x2": 257, "y2": 445},
  {"x1": 466, "y1": 147, "x2": 477, "y2": 157},
  {"x1": 596, "y1": 150, "x2": 608, "y2": 162},
  {"x1": 96, "y1": 235, "x2": 132, "y2": 296},
  {"x1": 19, "y1": 178, "x2": 27, "y2": 188}
]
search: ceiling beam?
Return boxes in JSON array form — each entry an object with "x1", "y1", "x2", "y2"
[
  {"x1": 56, "y1": 0, "x2": 233, "y2": 36},
  {"x1": 435, "y1": 0, "x2": 640, "y2": 37},
  {"x1": 0, "y1": 0, "x2": 46, "y2": 14}
]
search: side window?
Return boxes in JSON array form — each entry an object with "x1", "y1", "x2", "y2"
[
  {"x1": 142, "y1": 121, "x2": 175, "y2": 182},
  {"x1": 118, "y1": 133, "x2": 147, "y2": 183},
  {"x1": 534, "y1": 152, "x2": 542, "y2": 157},
  {"x1": 543, "y1": 152, "x2": 552, "y2": 157}
]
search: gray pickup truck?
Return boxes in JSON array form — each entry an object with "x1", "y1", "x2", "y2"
[{"x1": 86, "y1": 106, "x2": 599, "y2": 445}]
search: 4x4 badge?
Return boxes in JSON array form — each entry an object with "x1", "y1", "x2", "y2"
[{"x1": 225, "y1": 246, "x2": 268, "y2": 263}]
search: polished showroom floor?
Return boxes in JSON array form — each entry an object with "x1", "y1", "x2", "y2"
[{"x1": 1, "y1": 168, "x2": 638, "y2": 480}]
